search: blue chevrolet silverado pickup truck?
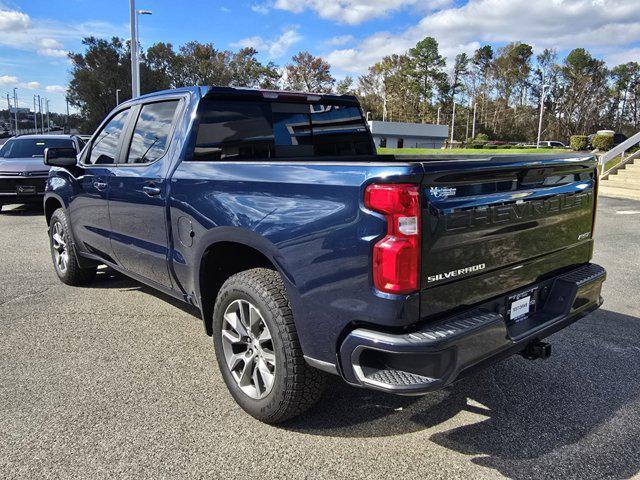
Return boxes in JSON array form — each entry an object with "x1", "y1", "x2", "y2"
[{"x1": 43, "y1": 86, "x2": 606, "y2": 423}]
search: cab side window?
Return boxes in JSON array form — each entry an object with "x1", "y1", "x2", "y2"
[
  {"x1": 125, "y1": 101, "x2": 179, "y2": 164},
  {"x1": 87, "y1": 109, "x2": 130, "y2": 165}
]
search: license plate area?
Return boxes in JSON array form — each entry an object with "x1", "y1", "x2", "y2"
[
  {"x1": 16, "y1": 185, "x2": 36, "y2": 194},
  {"x1": 507, "y1": 287, "x2": 538, "y2": 324}
]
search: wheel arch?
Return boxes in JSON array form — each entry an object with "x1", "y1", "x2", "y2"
[
  {"x1": 44, "y1": 194, "x2": 65, "y2": 226},
  {"x1": 195, "y1": 236, "x2": 299, "y2": 337}
]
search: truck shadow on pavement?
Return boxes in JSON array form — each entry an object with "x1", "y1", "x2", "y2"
[
  {"x1": 0, "y1": 204, "x2": 44, "y2": 216},
  {"x1": 286, "y1": 308, "x2": 640, "y2": 479}
]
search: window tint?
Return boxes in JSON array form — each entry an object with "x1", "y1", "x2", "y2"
[
  {"x1": 192, "y1": 99, "x2": 372, "y2": 161},
  {"x1": 195, "y1": 100, "x2": 274, "y2": 161},
  {"x1": 87, "y1": 109, "x2": 129, "y2": 165},
  {"x1": 126, "y1": 101, "x2": 179, "y2": 164},
  {"x1": 309, "y1": 104, "x2": 372, "y2": 156}
]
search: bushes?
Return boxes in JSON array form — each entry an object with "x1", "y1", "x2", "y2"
[
  {"x1": 592, "y1": 134, "x2": 614, "y2": 151},
  {"x1": 570, "y1": 135, "x2": 588, "y2": 151},
  {"x1": 475, "y1": 133, "x2": 489, "y2": 142}
]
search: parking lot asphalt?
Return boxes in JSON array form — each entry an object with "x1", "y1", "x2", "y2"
[{"x1": 1, "y1": 196, "x2": 639, "y2": 480}]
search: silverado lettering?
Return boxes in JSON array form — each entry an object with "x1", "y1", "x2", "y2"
[{"x1": 427, "y1": 263, "x2": 486, "y2": 283}]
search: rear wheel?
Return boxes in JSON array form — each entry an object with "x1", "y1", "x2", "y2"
[
  {"x1": 49, "y1": 208, "x2": 96, "y2": 285},
  {"x1": 212, "y1": 268, "x2": 325, "y2": 423}
]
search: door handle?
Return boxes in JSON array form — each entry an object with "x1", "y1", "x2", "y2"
[
  {"x1": 94, "y1": 181, "x2": 107, "y2": 191},
  {"x1": 143, "y1": 185, "x2": 161, "y2": 196}
]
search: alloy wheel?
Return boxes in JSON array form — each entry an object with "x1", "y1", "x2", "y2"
[
  {"x1": 221, "y1": 299, "x2": 276, "y2": 399},
  {"x1": 51, "y1": 221, "x2": 69, "y2": 274}
]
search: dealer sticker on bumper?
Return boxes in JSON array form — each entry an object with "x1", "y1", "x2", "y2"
[{"x1": 510, "y1": 296, "x2": 531, "y2": 321}]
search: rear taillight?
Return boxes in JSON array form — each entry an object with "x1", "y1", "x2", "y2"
[{"x1": 364, "y1": 183, "x2": 421, "y2": 294}]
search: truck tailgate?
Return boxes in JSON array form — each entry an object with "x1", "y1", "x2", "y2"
[{"x1": 417, "y1": 154, "x2": 598, "y2": 319}]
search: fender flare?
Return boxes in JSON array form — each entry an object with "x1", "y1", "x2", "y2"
[{"x1": 192, "y1": 227, "x2": 303, "y2": 330}]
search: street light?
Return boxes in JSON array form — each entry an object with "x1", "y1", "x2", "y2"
[
  {"x1": 537, "y1": 84, "x2": 551, "y2": 149},
  {"x1": 129, "y1": 1, "x2": 152, "y2": 98},
  {"x1": 13, "y1": 88, "x2": 18, "y2": 135},
  {"x1": 33, "y1": 95, "x2": 38, "y2": 132}
]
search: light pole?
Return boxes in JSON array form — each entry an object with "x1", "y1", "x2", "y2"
[
  {"x1": 471, "y1": 102, "x2": 477, "y2": 139},
  {"x1": 537, "y1": 84, "x2": 550, "y2": 149},
  {"x1": 465, "y1": 104, "x2": 470, "y2": 141},
  {"x1": 449, "y1": 100, "x2": 456, "y2": 149},
  {"x1": 33, "y1": 95, "x2": 38, "y2": 132},
  {"x1": 38, "y1": 95, "x2": 44, "y2": 134},
  {"x1": 116, "y1": 88, "x2": 121, "y2": 106},
  {"x1": 46, "y1": 99, "x2": 50, "y2": 132},
  {"x1": 5, "y1": 94, "x2": 12, "y2": 136},
  {"x1": 65, "y1": 97, "x2": 70, "y2": 133},
  {"x1": 130, "y1": 1, "x2": 152, "y2": 98},
  {"x1": 13, "y1": 88, "x2": 18, "y2": 135}
]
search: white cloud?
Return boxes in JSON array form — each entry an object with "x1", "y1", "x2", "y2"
[
  {"x1": 0, "y1": 75, "x2": 19, "y2": 86},
  {"x1": 0, "y1": 76, "x2": 42, "y2": 89},
  {"x1": 325, "y1": 35, "x2": 354, "y2": 47},
  {"x1": 272, "y1": 0, "x2": 444, "y2": 25},
  {"x1": 37, "y1": 48, "x2": 68, "y2": 58},
  {"x1": 0, "y1": 9, "x2": 29, "y2": 32},
  {"x1": 45, "y1": 85, "x2": 67, "y2": 94},
  {"x1": 39, "y1": 38, "x2": 63, "y2": 49},
  {"x1": 232, "y1": 28, "x2": 303, "y2": 59},
  {"x1": 0, "y1": 8, "x2": 123, "y2": 59},
  {"x1": 325, "y1": 0, "x2": 640, "y2": 74},
  {"x1": 251, "y1": 3, "x2": 271, "y2": 14},
  {"x1": 605, "y1": 47, "x2": 640, "y2": 66}
]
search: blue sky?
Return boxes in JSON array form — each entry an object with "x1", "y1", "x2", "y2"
[{"x1": 1, "y1": 0, "x2": 639, "y2": 113}]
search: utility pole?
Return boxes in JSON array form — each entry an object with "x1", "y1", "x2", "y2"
[
  {"x1": 46, "y1": 99, "x2": 51, "y2": 132},
  {"x1": 6, "y1": 94, "x2": 12, "y2": 136},
  {"x1": 465, "y1": 105, "x2": 470, "y2": 142},
  {"x1": 13, "y1": 88, "x2": 18, "y2": 135},
  {"x1": 471, "y1": 102, "x2": 477, "y2": 139},
  {"x1": 450, "y1": 101, "x2": 456, "y2": 149},
  {"x1": 33, "y1": 95, "x2": 38, "y2": 133},
  {"x1": 38, "y1": 95, "x2": 44, "y2": 134},
  {"x1": 382, "y1": 79, "x2": 387, "y2": 122},
  {"x1": 66, "y1": 97, "x2": 70, "y2": 133},
  {"x1": 537, "y1": 84, "x2": 550, "y2": 149}
]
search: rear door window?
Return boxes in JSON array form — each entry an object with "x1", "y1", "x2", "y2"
[
  {"x1": 87, "y1": 109, "x2": 130, "y2": 165},
  {"x1": 125, "y1": 101, "x2": 179, "y2": 164}
]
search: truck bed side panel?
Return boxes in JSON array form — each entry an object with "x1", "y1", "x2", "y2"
[{"x1": 168, "y1": 160, "x2": 423, "y2": 363}]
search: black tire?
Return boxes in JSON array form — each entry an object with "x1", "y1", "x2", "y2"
[
  {"x1": 49, "y1": 208, "x2": 96, "y2": 286},
  {"x1": 212, "y1": 268, "x2": 325, "y2": 423}
]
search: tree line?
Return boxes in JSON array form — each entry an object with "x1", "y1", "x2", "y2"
[{"x1": 68, "y1": 36, "x2": 640, "y2": 141}]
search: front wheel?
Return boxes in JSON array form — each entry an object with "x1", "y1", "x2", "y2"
[
  {"x1": 49, "y1": 208, "x2": 96, "y2": 285},
  {"x1": 212, "y1": 268, "x2": 326, "y2": 423}
]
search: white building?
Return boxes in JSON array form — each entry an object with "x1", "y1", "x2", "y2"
[{"x1": 368, "y1": 120, "x2": 449, "y2": 149}]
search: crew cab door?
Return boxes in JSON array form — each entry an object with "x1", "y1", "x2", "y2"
[
  {"x1": 107, "y1": 99, "x2": 181, "y2": 289},
  {"x1": 70, "y1": 108, "x2": 131, "y2": 262}
]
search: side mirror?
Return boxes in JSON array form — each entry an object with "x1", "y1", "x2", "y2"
[{"x1": 44, "y1": 147, "x2": 77, "y2": 167}]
